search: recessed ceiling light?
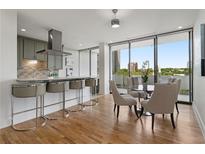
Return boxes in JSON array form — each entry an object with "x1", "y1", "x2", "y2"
[
  {"x1": 79, "y1": 43, "x2": 83, "y2": 46},
  {"x1": 21, "y1": 28, "x2": 26, "y2": 32},
  {"x1": 178, "y1": 26, "x2": 183, "y2": 29}
]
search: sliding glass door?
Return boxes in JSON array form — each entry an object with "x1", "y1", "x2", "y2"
[
  {"x1": 91, "y1": 48, "x2": 99, "y2": 77},
  {"x1": 110, "y1": 29, "x2": 193, "y2": 103},
  {"x1": 130, "y1": 39, "x2": 154, "y2": 85},
  {"x1": 158, "y1": 32, "x2": 191, "y2": 102},
  {"x1": 80, "y1": 50, "x2": 90, "y2": 76},
  {"x1": 111, "y1": 43, "x2": 129, "y2": 93}
]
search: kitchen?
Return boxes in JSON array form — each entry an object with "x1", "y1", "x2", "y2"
[
  {"x1": 13, "y1": 29, "x2": 101, "y2": 129},
  {"x1": 0, "y1": 10, "x2": 110, "y2": 130}
]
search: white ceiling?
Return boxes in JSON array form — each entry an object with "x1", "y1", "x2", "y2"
[{"x1": 17, "y1": 9, "x2": 199, "y2": 50}]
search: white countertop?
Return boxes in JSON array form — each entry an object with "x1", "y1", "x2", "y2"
[{"x1": 16, "y1": 76, "x2": 98, "y2": 83}]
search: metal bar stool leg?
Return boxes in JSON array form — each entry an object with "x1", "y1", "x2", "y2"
[
  {"x1": 81, "y1": 87, "x2": 86, "y2": 110},
  {"x1": 62, "y1": 84, "x2": 69, "y2": 118},
  {"x1": 35, "y1": 96, "x2": 38, "y2": 128},
  {"x1": 83, "y1": 86, "x2": 96, "y2": 107},
  {"x1": 67, "y1": 88, "x2": 83, "y2": 112},
  {"x1": 92, "y1": 85, "x2": 99, "y2": 104},
  {"x1": 41, "y1": 95, "x2": 57, "y2": 121},
  {"x1": 11, "y1": 96, "x2": 37, "y2": 131},
  {"x1": 40, "y1": 95, "x2": 47, "y2": 127},
  {"x1": 67, "y1": 80, "x2": 85, "y2": 112}
]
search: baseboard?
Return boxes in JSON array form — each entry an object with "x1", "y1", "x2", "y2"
[{"x1": 192, "y1": 103, "x2": 205, "y2": 139}]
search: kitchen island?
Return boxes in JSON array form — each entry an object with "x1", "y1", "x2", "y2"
[
  {"x1": 16, "y1": 76, "x2": 94, "y2": 83},
  {"x1": 12, "y1": 76, "x2": 98, "y2": 126}
]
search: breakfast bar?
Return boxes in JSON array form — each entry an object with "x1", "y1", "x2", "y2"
[{"x1": 12, "y1": 76, "x2": 98, "y2": 130}]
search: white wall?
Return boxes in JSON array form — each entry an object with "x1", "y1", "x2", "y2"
[
  {"x1": 0, "y1": 10, "x2": 17, "y2": 128},
  {"x1": 193, "y1": 10, "x2": 205, "y2": 137}
]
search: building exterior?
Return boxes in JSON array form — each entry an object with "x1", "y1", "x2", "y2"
[
  {"x1": 128, "y1": 62, "x2": 138, "y2": 72},
  {"x1": 112, "y1": 50, "x2": 120, "y2": 73}
]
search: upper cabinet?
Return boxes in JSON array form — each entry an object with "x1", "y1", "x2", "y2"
[
  {"x1": 18, "y1": 36, "x2": 48, "y2": 61},
  {"x1": 17, "y1": 36, "x2": 62, "y2": 70},
  {"x1": 17, "y1": 36, "x2": 24, "y2": 69},
  {"x1": 23, "y1": 38, "x2": 35, "y2": 60},
  {"x1": 35, "y1": 40, "x2": 47, "y2": 61}
]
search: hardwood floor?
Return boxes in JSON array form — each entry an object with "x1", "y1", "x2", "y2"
[{"x1": 0, "y1": 94, "x2": 204, "y2": 144}]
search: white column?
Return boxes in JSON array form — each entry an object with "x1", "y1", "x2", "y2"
[
  {"x1": 0, "y1": 10, "x2": 17, "y2": 128},
  {"x1": 99, "y1": 42, "x2": 110, "y2": 95}
]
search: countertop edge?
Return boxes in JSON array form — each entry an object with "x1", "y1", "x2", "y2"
[{"x1": 16, "y1": 76, "x2": 98, "y2": 83}]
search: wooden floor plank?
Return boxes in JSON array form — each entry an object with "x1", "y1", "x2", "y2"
[{"x1": 0, "y1": 94, "x2": 204, "y2": 144}]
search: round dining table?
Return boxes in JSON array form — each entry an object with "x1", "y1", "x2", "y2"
[{"x1": 132, "y1": 85, "x2": 155, "y2": 116}]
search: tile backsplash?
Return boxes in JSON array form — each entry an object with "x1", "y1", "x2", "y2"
[{"x1": 17, "y1": 59, "x2": 48, "y2": 79}]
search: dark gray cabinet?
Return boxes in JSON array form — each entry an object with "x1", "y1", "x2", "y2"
[
  {"x1": 17, "y1": 36, "x2": 24, "y2": 69},
  {"x1": 35, "y1": 41, "x2": 47, "y2": 61},
  {"x1": 23, "y1": 38, "x2": 35, "y2": 60},
  {"x1": 20, "y1": 36, "x2": 47, "y2": 61},
  {"x1": 17, "y1": 36, "x2": 62, "y2": 70}
]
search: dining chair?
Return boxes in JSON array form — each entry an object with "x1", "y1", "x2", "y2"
[
  {"x1": 139, "y1": 83, "x2": 178, "y2": 130},
  {"x1": 110, "y1": 80, "x2": 139, "y2": 118},
  {"x1": 168, "y1": 78, "x2": 181, "y2": 113},
  {"x1": 127, "y1": 77, "x2": 147, "y2": 102}
]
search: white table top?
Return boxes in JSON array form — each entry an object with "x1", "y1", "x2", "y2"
[{"x1": 132, "y1": 85, "x2": 154, "y2": 92}]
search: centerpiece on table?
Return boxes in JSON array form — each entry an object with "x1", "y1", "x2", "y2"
[{"x1": 141, "y1": 60, "x2": 150, "y2": 91}]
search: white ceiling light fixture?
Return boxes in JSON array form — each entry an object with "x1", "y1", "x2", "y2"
[{"x1": 111, "y1": 9, "x2": 120, "y2": 28}]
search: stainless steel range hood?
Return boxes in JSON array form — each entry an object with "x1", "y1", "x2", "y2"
[{"x1": 36, "y1": 29, "x2": 71, "y2": 56}]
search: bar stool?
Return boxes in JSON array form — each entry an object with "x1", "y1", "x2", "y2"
[
  {"x1": 46, "y1": 81, "x2": 69, "y2": 118},
  {"x1": 11, "y1": 82, "x2": 46, "y2": 131},
  {"x1": 84, "y1": 78, "x2": 98, "y2": 106},
  {"x1": 68, "y1": 79, "x2": 85, "y2": 112}
]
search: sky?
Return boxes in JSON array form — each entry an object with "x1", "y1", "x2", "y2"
[{"x1": 119, "y1": 40, "x2": 189, "y2": 69}]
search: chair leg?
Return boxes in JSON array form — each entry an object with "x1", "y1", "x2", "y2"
[
  {"x1": 117, "y1": 105, "x2": 120, "y2": 118},
  {"x1": 129, "y1": 105, "x2": 132, "y2": 110},
  {"x1": 114, "y1": 104, "x2": 116, "y2": 112},
  {"x1": 134, "y1": 105, "x2": 139, "y2": 118},
  {"x1": 175, "y1": 102, "x2": 179, "y2": 113},
  {"x1": 162, "y1": 114, "x2": 165, "y2": 119},
  {"x1": 151, "y1": 113, "x2": 155, "y2": 130},
  {"x1": 139, "y1": 106, "x2": 144, "y2": 117},
  {"x1": 170, "y1": 113, "x2": 176, "y2": 129}
]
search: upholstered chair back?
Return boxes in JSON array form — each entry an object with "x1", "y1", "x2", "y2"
[
  {"x1": 173, "y1": 79, "x2": 181, "y2": 102},
  {"x1": 145, "y1": 83, "x2": 178, "y2": 114},
  {"x1": 110, "y1": 80, "x2": 126, "y2": 105}
]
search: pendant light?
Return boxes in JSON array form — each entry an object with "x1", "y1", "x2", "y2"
[{"x1": 111, "y1": 9, "x2": 120, "y2": 28}]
